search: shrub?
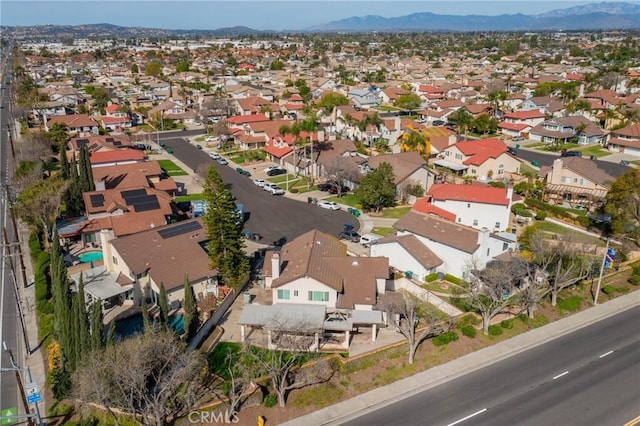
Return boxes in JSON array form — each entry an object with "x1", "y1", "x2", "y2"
[
  {"x1": 425, "y1": 273, "x2": 438, "y2": 282},
  {"x1": 601, "y1": 285, "x2": 615, "y2": 295},
  {"x1": 456, "y1": 313, "x2": 480, "y2": 326},
  {"x1": 500, "y1": 319, "x2": 514, "y2": 329},
  {"x1": 289, "y1": 188, "x2": 299, "y2": 193},
  {"x1": 535, "y1": 210, "x2": 547, "y2": 221},
  {"x1": 432, "y1": 331, "x2": 459, "y2": 346},
  {"x1": 488, "y1": 325, "x2": 503, "y2": 336},
  {"x1": 444, "y1": 274, "x2": 464, "y2": 286},
  {"x1": 511, "y1": 204, "x2": 533, "y2": 218},
  {"x1": 263, "y1": 394, "x2": 277, "y2": 408},
  {"x1": 629, "y1": 275, "x2": 640, "y2": 286},
  {"x1": 460, "y1": 325, "x2": 477, "y2": 338}
]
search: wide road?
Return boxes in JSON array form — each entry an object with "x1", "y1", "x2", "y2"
[
  {"x1": 515, "y1": 148, "x2": 630, "y2": 178},
  {"x1": 0, "y1": 48, "x2": 21, "y2": 421},
  {"x1": 161, "y1": 137, "x2": 359, "y2": 245},
  {"x1": 344, "y1": 306, "x2": 640, "y2": 426}
]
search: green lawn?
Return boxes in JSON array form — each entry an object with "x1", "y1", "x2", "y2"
[
  {"x1": 327, "y1": 194, "x2": 361, "y2": 208},
  {"x1": 158, "y1": 159, "x2": 188, "y2": 176},
  {"x1": 375, "y1": 105, "x2": 402, "y2": 112},
  {"x1": 194, "y1": 136, "x2": 206, "y2": 142},
  {"x1": 519, "y1": 163, "x2": 537, "y2": 176},
  {"x1": 576, "y1": 145, "x2": 612, "y2": 158},
  {"x1": 532, "y1": 221, "x2": 605, "y2": 246},
  {"x1": 371, "y1": 227, "x2": 395, "y2": 237},
  {"x1": 174, "y1": 193, "x2": 204, "y2": 202},
  {"x1": 267, "y1": 174, "x2": 296, "y2": 184},
  {"x1": 378, "y1": 206, "x2": 411, "y2": 218}
]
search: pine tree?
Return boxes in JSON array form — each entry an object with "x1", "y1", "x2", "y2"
[
  {"x1": 202, "y1": 165, "x2": 248, "y2": 288},
  {"x1": 90, "y1": 299, "x2": 104, "y2": 351},
  {"x1": 182, "y1": 274, "x2": 199, "y2": 341},
  {"x1": 141, "y1": 297, "x2": 152, "y2": 333},
  {"x1": 158, "y1": 282, "x2": 169, "y2": 331}
]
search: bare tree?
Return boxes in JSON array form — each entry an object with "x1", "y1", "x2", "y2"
[
  {"x1": 207, "y1": 353, "x2": 256, "y2": 420},
  {"x1": 322, "y1": 155, "x2": 360, "y2": 197},
  {"x1": 212, "y1": 118, "x2": 231, "y2": 139},
  {"x1": 243, "y1": 319, "x2": 333, "y2": 408},
  {"x1": 464, "y1": 259, "x2": 522, "y2": 334},
  {"x1": 382, "y1": 291, "x2": 452, "y2": 364},
  {"x1": 74, "y1": 328, "x2": 208, "y2": 426}
]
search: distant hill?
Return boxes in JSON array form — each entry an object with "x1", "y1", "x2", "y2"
[{"x1": 310, "y1": 2, "x2": 640, "y2": 32}]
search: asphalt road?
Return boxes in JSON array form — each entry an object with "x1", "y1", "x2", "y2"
[
  {"x1": 161, "y1": 138, "x2": 359, "y2": 244},
  {"x1": 515, "y1": 148, "x2": 630, "y2": 178},
  {"x1": 344, "y1": 306, "x2": 640, "y2": 426},
  {"x1": 0, "y1": 50, "x2": 21, "y2": 420}
]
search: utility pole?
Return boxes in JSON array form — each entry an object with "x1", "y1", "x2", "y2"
[
  {"x1": 3, "y1": 227, "x2": 31, "y2": 354},
  {"x1": 593, "y1": 238, "x2": 610, "y2": 305},
  {"x1": 5, "y1": 185, "x2": 28, "y2": 288},
  {"x1": 2, "y1": 342, "x2": 35, "y2": 426}
]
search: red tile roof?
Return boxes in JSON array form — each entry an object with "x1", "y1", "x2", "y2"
[
  {"x1": 90, "y1": 150, "x2": 145, "y2": 165},
  {"x1": 503, "y1": 110, "x2": 546, "y2": 120},
  {"x1": 105, "y1": 104, "x2": 119, "y2": 113},
  {"x1": 498, "y1": 122, "x2": 531, "y2": 131},
  {"x1": 226, "y1": 114, "x2": 270, "y2": 125},
  {"x1": 412, "y1": 198, "x2": 457, "y2": 222},
  {"x1": 428, "y1": 183, "x2": 510, "y2": 206},
  {"x1": 452, "y1": 138, "x2": 509, "y2": 166}
]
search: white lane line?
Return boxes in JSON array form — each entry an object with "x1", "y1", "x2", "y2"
[
  {"x1": 553, "y1": 371, "x2": 569, "y2": 380},
  {"x1": 446, "y1": 408, "x2": 488, "y2": 426},
  {"x1": 599, "y1": 350, "x2": 614, "y2": 358}
]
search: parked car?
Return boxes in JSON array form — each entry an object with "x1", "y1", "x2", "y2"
[
  {"x1": 433, "y1": 120, "x2": 445, "y2": 126},
  {"x1": 205, "y1": 136, "x2": 220, "y2": 142},
  {"x1": 253, "y1": 179, "x2": 266, "y2": 187},
  {"x1": 263, "y1": 183, "x2": 285, "y2": 195},
  {"x1": 512, "y1": 135, "x2": 525, "y2": 142},
  {"x1": 561, "y1": 151, "x2": 582, "y2": 158},
  {"x1": 317, "y1": 183, "x2": 333, "y2": 192},
  {"x1": 338, "y1": 231, "x2": 361, "y2": 242},
  {"x1": 317, "y1": 200, "x2": 341, "y2": 211},
  {"x1": 236, "y1": 167, "x2": 251, "y2": 177},
  {"x1": 328, "y1": 185, "x2": 350, "y2": 194},
  {"x1": 507, "y1": 147, "x2": 518, "y2": 156},
  {"x1": 209, "y1": 152, "x2": 220, "y2": 160},
  {"x1": 359, "y1": 234, "x2": 380, "y2": 246},
  {"x1": 266, "y1": 168, "x2": 286, "y2": 177},
  {"x1": 216, "y1": 157, "x2": 229, "y2": 165},
  {"x1": 264, "y1": 165, "x2": 280, "y2": 174},
  {"x1": 196, "y1": 144, "x2": 203, "y2": 150}
]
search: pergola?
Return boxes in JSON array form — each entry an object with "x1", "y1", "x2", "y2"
[{"x1": 543, "y1": 184, "x2": 608, "y2": 209}]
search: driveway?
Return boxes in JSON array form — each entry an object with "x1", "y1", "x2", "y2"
[{"x1": 161, "y1": 138, "x2": 359, "y2": 244}]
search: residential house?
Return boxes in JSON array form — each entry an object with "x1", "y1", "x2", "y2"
[
  {"x1": 538, "y1": 157, "x2": 615, "y2": 209},
  {"x1": 103, "y1": 219, "x2": 218, "y2": 306},
  {"x1": 502, "y1": 110, "x2": 546, "y2": 128},
  {"x1": 521, "y1": 96, "x2": 565, "y2": 117},
  {"x1": 435, "y1": 138, "x2": 521, "y2": 180},
  {"x1": 45, "y1": 114, "x2": 100, "y2": 134},
  {"x1": 371, "y1": 210, "x2": 515, "y2": 279},
  {"x1": 378, "y1": 87, "x2": 409, "y2": 105},
  {"x1": 315, "y1": 139, "x2": 367, "y2": 186},
  {"x1": 68, "y1": 134, "x2": 132, "y2": 157},
  {"x1": 364, "y1": 151, "x2": 435, "y2": 198},
  {"x1": 529, "y1": 116, "x2": 608, "y2": 146},
  {"x1": 607, "y1": 123, "x2": 640, "y2": 157},
  {"x1": 235, "y1": 95, "x2": 273, "y2": 116},
  {"x1": 420, "y1": 183, "x2": 515, "y2": 231},
  {"x1": 89, "y1": 150, "x2": 146, "y2": 168},
  {"x1": 347, "y1": 86, "x2": 381, "y2": 109}
]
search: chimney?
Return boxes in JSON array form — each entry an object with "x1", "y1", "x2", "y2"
[
  {"x1": 271, "y1": 252, "x2": 280, "y2": 279},
  {"x1": 95, "y1": 179, "x2": 106, "y2": 191},
  {"x1": 506, "y1": 186, "x2": 513, "y2": 204},
  {"x1": 551, "y1": 159, "x2": 563, "y2": 185}
]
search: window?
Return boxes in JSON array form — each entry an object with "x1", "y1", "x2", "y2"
[
  {"x1": 487, "y1": 248, "x2": 490, "y2": 256},
  {"x1": 112, "y1": 256, "x2": 118, "y2": 265},
  {"x1": 308, "y1": 291, "x2": 329, "y2": 302},
  {"x1": 503, "y1": 242, "x2": 509, "y2": 251},
  {"x1": 580, "y1": 179, "x2": 585, "y2": 185},
  {"x1": 467, "y1": 203, "x2": 471, "y2": 208},
  {"x1": 455, "y1": 153, "x2": 463, "y2": 160},
  {"x1": 277, "y1": 289, "x2": 290, "y2": 300},
  {"x1": 471, "y1": 169, "x2": 476, "y2": 174},
  {"x1": 458, "y1": 218, "x2": 462, "y2": 222},
  {"x1": 495, "y1": 222, "x2": 501, "y2": 229},
  {"x1": 293, "y1": 290, "x2": 298, "y2": 297},
  {"x1": 473, "y1": 219, "x2": 478, "y2": 226}
]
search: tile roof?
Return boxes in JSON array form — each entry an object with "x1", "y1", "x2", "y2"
[
  {"x1": 226, "y1": 114, "x2": 270, "y2": 125},
  {"x1": 90, "y1": 150, "x2": 145, "y2": 165},
  {"x1": 48, "y1": 114, "x2": 98, "y2": 128},
  {"x1": 328, "y1": 257, "x2": 389, "y2": 309},
  {"x1": 612, "y1": 123, "x2": 640, "y2": 138},
  {"x1": 412, "y1": 198, "x2": 457, "y2": 222},
  {"x1": 498, "y1": 122, "x2": 531, "y2": 131},
  {"x1": 366, "y1": 151, "x2": 427, "y2": 185},
  {"x1": 92, "y1": 161, "x2": 168, "y2": 190},
  {"x1": 376, "y1": 234, "x2": 443, "y2": 270},
  {"x1": 554, "y1": 157, "x2": 615, "y2": 187},
  {"x1": 428, "y1": 183, "x2": 510, "y2": 206},
  {"x1": 110, "y1": 218, "x2": 215, "y2": 291},
  {"x1": 452, "y1": 138, "x2": 509, "y2": 166},
  {"x1": 394, "y1": 210, "x2": 480, "y2": 254},
  {"x1": 503, "y1": 110, "x2": 546, "y2": 119}
]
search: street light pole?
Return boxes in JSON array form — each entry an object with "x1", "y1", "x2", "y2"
[
  {"x1": 3, "y1": 227, "x2": 30, "y2": 354},
  {"x1": 593, "y1": 238, "x2": 610, "y2": 305},
  {"x1": 2, "y1": 342, "x2": 35, "y2": 426}
]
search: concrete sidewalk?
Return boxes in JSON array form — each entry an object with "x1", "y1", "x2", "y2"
[{"x1": 282, "y1": 291, "x2": 639, "y2": 426}]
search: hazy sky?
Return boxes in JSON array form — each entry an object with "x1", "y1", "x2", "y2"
[{"x1": 0, "y1": 1, "x2": 635, "y2": 31}]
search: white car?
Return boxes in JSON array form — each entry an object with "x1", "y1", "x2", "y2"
[
  {"x1": 205, "y1": 136, "x2": 220, "y2": 142},
  {"x1": 263, "y1": 183, "x2": 284, "y2": 195},
  {"x1": 216, "y1": 157, "x2": 228, "y2": 165},
  {"x1": 209, "y1": 152, "x2": 220, "y2": 159},
  {"x1": 253, "y1": 178, "x2": 266, "y2": 187},
  {"x1": 317, "y1": 200, "x2": 341, "y2": 211}
]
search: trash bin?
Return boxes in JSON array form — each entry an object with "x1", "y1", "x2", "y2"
[
  {"x1": 405, "y1": 271, "x2": 413, "y2": 279},
  {"x1": 243, "y1": 291, "x2": 251, "y2": 304},
  {"x1": 307, "y1": 197, "x2": 313, "y2": 203},
  {"x1": 437, "y1": 272, "x2": 445, "y2": 280},
  {"x1": 515, "y1": 144, "x2": 520, "y2": 149},
  {"x1": 352, "y1": 209, "x2": 360, "y2": 217}
]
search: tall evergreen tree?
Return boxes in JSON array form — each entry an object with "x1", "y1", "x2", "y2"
[
  {"x1": 106, "y1": 319, "x2": 116, "y2": 347},
  {"x1": 202, "y1": 165, "x2": 248, "y2": 288},
  {"x1": 60, "y1": 148, "x2": 70, "y2": 180},
  {"x1": 158, "y1": 282, "x2": 169, "y2": 331},
  {"x1": 51, "y1": 230, "x2": 73, "y2": 368},
  {"x1": 82, "y1": 145, "x2": 95, "y2": 191},
  {"x1": 75, "y1": 275, "x2": 90, "y2": 357},
  {"x1": 90, "y1": 299, "x2": 104, "y2": 351},
  {"x1": 182, "y1": 274, "x2": 199, "y2": 341},
  {"x1": 141, "y1": 297, "x2": 152, "y2": 333},
  {"x1": 64, "y1": 156, "x2": 84, "y2": 216},
  {"x1": 78, "y1": 146, "x2": 90, "y2": 192}
]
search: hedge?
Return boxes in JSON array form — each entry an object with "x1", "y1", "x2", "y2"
[
  {"x1": 511, "y1": 204, "x2": 533, "y2": 218},
  {"x1": 460, "y1": 325, "x2": 476, "y2": 338},
  {"x1": 444, "y1": 274, "x2": 464, "y2": 286},
  {"x1": 425, "y1": 273, "x2": 438, "y2": 282},
  {"x1": 524, "y1": 198, "x2": 590, "y2": 228},
  {"x1": 432, "y1": 331, "x2": 459, "y2": 346},
  {"x1": 488, "y1": 325, "x2": 503, "y2": 336}
]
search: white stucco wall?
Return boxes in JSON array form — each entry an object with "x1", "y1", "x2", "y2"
[
  {"x1": 272, "y1": 277, "x2": 337, "y2": 308},
  {"x1": 370, "y1": 243, "x2": 437, "y2": 281},
  {"x1": 434, "y1": 199, "x2": 511, "y2": 231}
]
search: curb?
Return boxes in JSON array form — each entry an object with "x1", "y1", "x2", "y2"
[{"x1": 282, "y1": 291, "x2": 639, "y2": 426}]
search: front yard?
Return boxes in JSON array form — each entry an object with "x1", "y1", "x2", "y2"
[
  {"x1": 157, "y1": 159, "x2": 188, "y2": 176},
  {"x1": 575, "y1": 145, "x2": 612, "y2": 158}
]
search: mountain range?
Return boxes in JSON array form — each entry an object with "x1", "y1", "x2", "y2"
[
  {"x1": 1, "y1": 2, "x2": 638, "y2": 37},
  {"x1": 309, "y1": 2, "x2": 640, "y2": 32}
]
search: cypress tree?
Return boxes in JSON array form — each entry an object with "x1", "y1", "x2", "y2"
[
  {"x1": 78, "y1": 146, "x2": 89, "y2": 192},
  {"x1": 202, "y1": 165, "x2": 248, "y2": 288},
  {"x1": 182, "y1": 274, "x2": 199, "y2": 341},
  {"x1": 158, "y1": 282, "x2": 169, "y2": 331},
  {"x1": 81, "y1": 145, "x2": 95, "y2": 191},
  {"x1": 60, "y1": 147, "x2": 70, "y2": 180},
  {"x1": 90, "y1": 299, "x2": 104, "y2": 351},
  {"x1": 75, "y1": 276, "x2": 90, "y2": 356},
  {"x1": 141, "y1": 297, "x2": 152, "y2": 333},
  {"x1": 106, "y1": 319, "x2": 116, "y2": 347}
]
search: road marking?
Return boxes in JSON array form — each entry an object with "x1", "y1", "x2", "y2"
[
  {"x1": 553, "y1": 371, "x2": 569, "y2": 380},
  {"x1": 623, "y1": 415, "x2": 640, "y2": 426},
  {"x1": 599, "y1": 350, "x2": 614, "y2": 358},
  {"x1": 446, "y1": 408, "x2": 488, "y2": 426}
]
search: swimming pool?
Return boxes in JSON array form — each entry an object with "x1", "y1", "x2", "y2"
[
  {"x1": 79, "y1": 251, "x2": 103, "y2": 263},
  {"x1": 114, "y1": 313, "x2": 185, "y2": 339}
]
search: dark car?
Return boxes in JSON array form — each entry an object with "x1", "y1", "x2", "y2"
[
  {"x1": 328, "y1": 185, "x2": 350, "y2": 194},
  {"x1": 236, "y1": 167, "x2": 251, "y2": 177},
  {"x1": 338, "y1": 231, "x2": 361, "y2": 242},
  {"x1": 266, "y1": 168, "x2": 287, "y2": 177},
  {"x1": 507, "y1": 147, "x2": 518, "y2": 156},
  {"x1": 317, "y1": 183, "x2": 333, "y2": 192},
  {"x1": 433, "y1": 120, "x2": 445, "y2": 126},
  {"x1": 561, "y1": 151, "x2": 582, "y2": 158}
]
